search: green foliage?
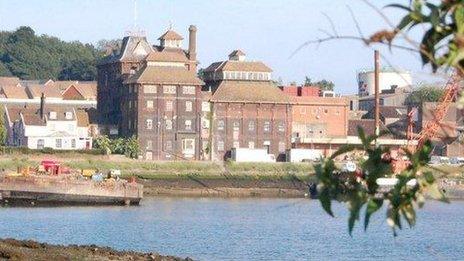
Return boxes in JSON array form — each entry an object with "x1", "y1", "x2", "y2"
[
  {"x1": 405, "y1": 85, "x2": 445, "y2": 105},
  {"x1": 92, "y1": 135, "x2": 140, "y2": 159},
  {"x1": 0, "y1": 106, "x2": 6, "y2": 146},
  {"x1": 315, "y1": 128, "x2": 447, "y2": 236},
  {"x1": 304, "y1": 76, "x2": 335, "y2": 91},
  {"x1": 382, "y1": 1, "x2": 464, "y2": 72},
  {"x1": 0, "y1": 26, "x2": 104, "y2": 80}
]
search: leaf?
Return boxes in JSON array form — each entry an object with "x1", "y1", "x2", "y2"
[
  {"x1": 455, "y1": 6, "x2": 464, "y2": 34},
  {"x1": 364, "y1": 199, "x2": 383, "y2": 231},
  {"x1": 348, "y1": 199, "x2": 363, "y2": 236},
  {"x1": 318, "y1": 187, "x2": 334, "y2": 217}
]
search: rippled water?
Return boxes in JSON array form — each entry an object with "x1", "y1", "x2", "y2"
[{"x1": 0, "y1": 198, "x2": 463, "y2": 260}]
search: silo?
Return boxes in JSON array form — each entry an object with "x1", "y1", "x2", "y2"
[{"x1": 357, "y1": 69, "x2": 412, "y2": 96}]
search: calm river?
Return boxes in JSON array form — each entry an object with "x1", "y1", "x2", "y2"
[{"x1": 0, "y1": 198, "x2": 463, "y2": 260}]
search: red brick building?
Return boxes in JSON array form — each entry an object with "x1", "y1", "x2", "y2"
[
  {"x1": 280, "y1": 85, "x2": 321, "y2": 97},
  {"x1": 204, "y1": 51, "x2": 292, "y2": 161},
  {"x1": 98, "y1": 26, "x2": 202, "y2": 160}
]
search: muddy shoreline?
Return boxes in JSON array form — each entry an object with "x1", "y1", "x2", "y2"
[{"x1": 0, "y1": 238, "x2": 191, "y2": 261}]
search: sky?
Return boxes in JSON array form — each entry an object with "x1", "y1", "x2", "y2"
[{"x1": 0, "y1": 0, "x2": 446, "y2": 94}]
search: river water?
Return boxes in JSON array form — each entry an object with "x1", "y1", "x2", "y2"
[{"x1": 0, "y1": 198, "x2": 463, "y2": 260}]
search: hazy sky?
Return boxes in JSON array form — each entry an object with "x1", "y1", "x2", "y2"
[{"x1": 0, "y1": 0, "x2": 444, "y2": 94}]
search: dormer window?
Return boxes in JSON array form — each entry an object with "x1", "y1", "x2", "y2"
[
  {"x1": 65, "y1": 112, "x2": 73, "y2": 120},
  {"x1": 49, "y1": 111, "x2": 57, "y2": 120}
]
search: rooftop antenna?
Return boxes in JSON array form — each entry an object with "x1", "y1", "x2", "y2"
[{"x1": 125, "y1": 0, "x2": 145, "y2": 37}]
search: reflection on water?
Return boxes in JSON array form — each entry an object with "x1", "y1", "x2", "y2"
[{"x1": 0, "y1": 198, "x2": 463, "y2": 260}]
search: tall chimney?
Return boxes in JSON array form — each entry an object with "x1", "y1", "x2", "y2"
[
  {"x1": 188, "y1": 25, "x2": 197, "y2": 61},
  {"x1": 40, "y1": 92, "x2": 45, "y2": 119},
  {"x1": 374, "y1": 50, "x2": 380, "y2": 147}
]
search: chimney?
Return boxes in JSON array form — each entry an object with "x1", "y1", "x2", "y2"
[
  {"x1": 188, "y1": 25, "x2": 197, "y2": 61},
  {"x1": 40, "y1": 92, "x2": 45, "y2": 119}
]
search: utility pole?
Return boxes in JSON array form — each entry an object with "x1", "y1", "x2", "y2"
[{"x1": 374, "y1": 50, "x2": 380, "y2": 147}]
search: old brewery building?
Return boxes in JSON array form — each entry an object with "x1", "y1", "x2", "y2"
[{"x1": 97, "y1": 26, "x2": 203, "y2": 160}]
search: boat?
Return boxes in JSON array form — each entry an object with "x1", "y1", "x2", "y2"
[{"x1": 0, "y1": 173, "x2": 143, "y2": 207}]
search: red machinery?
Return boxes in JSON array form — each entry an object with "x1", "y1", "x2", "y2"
[{"x1": 40, "y1": 160, "x2": 70, "y2": 175}]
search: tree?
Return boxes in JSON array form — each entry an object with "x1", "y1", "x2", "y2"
[
  {"x1": 310, "y1": 0, "x2": 463, "y2": 236},
  {"x1": 0, "y1": 26, "x2": 105, "y2": 81},
  {"x1": 303, "y1": 75, "x2": 335, "y2": 91},
  {"x1": 405, "y1": 85, "x2": 445, "y2": 105}
]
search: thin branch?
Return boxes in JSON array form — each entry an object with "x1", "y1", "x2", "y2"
[{"x1": 322, "y1": 12, "x2": 339, "y2": 37}]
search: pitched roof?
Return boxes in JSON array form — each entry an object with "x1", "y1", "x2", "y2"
[
  {"x1": 76, "y1": 109, "x2": 90, "y2": 127},
  {"x1": 211, "y1": 81, "x2": 290, "y2": 104},
  {"x1": 53, "y1": 81, "x2": 79, "y2": 92},
  {"x1": 229, "y1": 50, "x2": 245, "y2": 57},
  {"x1": 125, "y1": 65, "x2": 203, "y2": 85},
  {"x1": 0, "y1": 84, "x2": 29, "y2": 99},
  {"x1": 203, "y1": 60, "x2": 272, "y2": 73},
  {"x1": 348, "y1": 119, "x2": 389, "y2": 136},
  {"x1": 146, "y1": 48, "x2": 188, "y2": 63},
  {"x1": 26, "y1": 84, "x2": 62, "y2": 99},
  {"x1": 0, "y1": 77, "x2": 20, "y2": 86},
  {"x1": 158, "y1": 30, "x2": 184, "y2": 40},
  {"x1": 73, "y1": 82, "x2": 97, "y2": 100},
  {"x1": 291, "y1": 96, "x2": 348, "y2": 106}
]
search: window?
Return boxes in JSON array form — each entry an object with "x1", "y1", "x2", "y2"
[
  {"x1": 202, "y1": 101, "x2": 210, "y2": 112},
  {"x1": 134, "y1": 85, "x2": 138, "y2": 93},
  {"x1": 300, "y1": 107, "x2": 306, "y2": 114},
  {"x1": 217, "y1": 120, "x2": 225, "y2": 131},
  {"x1": 233, "y1": 121, "x2": 240, "y2": 131},
  {"x1": 56, "y1": 139, "x2": 62, "y2": 148},
  {"x1": 278, "y1": 122, "x2": 285, "y2": 132},
  {"x1": 264, "y1": 121, "x2": 270, "y2": 132},
  {"x1": 144, "y1": 85, "x2": 157, "y2": 94},
  {"x1": 248, "y1": 141, "x2": 255, "y2": 149},
  {"x1": 146, "y1": 119, "x2": 153, "y2": 130},
  {"x1": 146, "y1": 100, "x2": 154, "y2": 109},
  {"x1": 165, "y1": 119, "x2": 173, "y2": 130},
  {"x1": 278, "y1": 142, "x2": 286, "y2": 153},
  {"x1": 49, "y1": 111, "x2": 57, "y2": 120},
  {"x1": 71, "y1": 139, "x2": 76, "y2": 148},
  {"x1": 185, "y1": 101, "x2": 193, "y2": 112},
  {"x1": 258, "y1": 73, "x2": 263, "y2": 80},
  {"x1": 129, "y1": 100, "x2": 132, "y2": 109},
  {"x1": 37, "y1": 139, "x2": 44, "y2": 149},
  {"x1": 145, "y1": 151, "x2": 153, "y2": 160},
  {"x1": 182, "y1": 139, "x2": 195, "y2": 155},
  {"x1": 128, "y1": 119, "x2": 132, "y2": 129},
  {"x1": 217, "y1": 140, "x2": 224, "y2": 151},
  {"x1": 233, "y1": 141, "x2": 240, "y2": 148},
  {"x1": 146, "y1": 140, "x2": 153, "y2": 150},
  {"x1": 65, "y1": 112, "x2": 73, "y2": 120},
  {"x1": 166, "y1": 101, "x2": 173, "y2": 111},
  {"x1": 185, "y1": 120, "x2": 192, "y2": 130},
  {"x1": 183, "y1": 86, "x2": 196, "y2": 95},
  {"x1": 202, "y1": 118, "x2": 210, "y2": 128},
  {"x1": 248, "y1": 121, "x2": 255, "y2": 131},
  {"x1": 163, "y1": 85, "x2": 176, "y2": 94},
  {"x1": 165, "y1": 140, "x2": 173, "y2": 151}
]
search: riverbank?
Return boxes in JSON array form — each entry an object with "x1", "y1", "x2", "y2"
[{"x1": 0, "y1": 238, "x2": 191, "y2": 260}]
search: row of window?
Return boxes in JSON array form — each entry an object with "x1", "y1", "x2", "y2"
[
  {"x1": 146, "y1": 119, "x2": 193, "y2": 131},
  {"x1": 36, "y1": 138, "x2": 76, "y2": 149},
  {"x1": 216, "y1": 120, "x2": 285, "y2": 132},
  {"x1": 299, "y1": 107, "x2": 341, "y2": 115},
  {"x1": 130, "y1": 85, "x2": 196, "y2": 95},
  {"x1": 145, "y1": 139, "x2": 195, "y2": 153},
  {"x1": 145, "y1": 100, "x2": 194, "y2": 112}
]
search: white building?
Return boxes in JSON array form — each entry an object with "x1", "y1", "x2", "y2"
[
  {"x1": 4, "y1": 104, "x2": 93, "y2": 150},
  {"x1": 358, "y1": 69, "x2": 412, "y2": 97}
]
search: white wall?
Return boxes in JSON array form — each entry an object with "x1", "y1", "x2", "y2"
[{"x1": 358, "y1": 71, "x2": 412, "y2": 96}]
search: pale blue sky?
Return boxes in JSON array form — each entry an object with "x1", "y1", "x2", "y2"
[{"x1": 0, "y1": 0, "x2": 442, "y2": 94}]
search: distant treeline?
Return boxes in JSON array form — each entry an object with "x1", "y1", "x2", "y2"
[{"x1": 0, "y1": 26, "x2": 109, "y2": 81}]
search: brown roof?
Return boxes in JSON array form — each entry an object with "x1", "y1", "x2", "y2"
[
  {"x1": 73, "y1": 82, "x2": 97, "y2": 100},
  {"x1": 76, "y1": 109, "x2": 90, "y2": 127},
  {"x1": 291, "y1": 96, "x2": 348, "y2": 106},
  {"x1": 229, "y1": 50, "x2": 245, "y2": 57},
  {"x1": 158, "y1": 30, "x2": 184, "y2": 40},
  {"x1": 26, "y1": 84, "x2": 62, "y2": 99},
  {"x1": 0, "y1": 77, "x2": 20, "y2": 86},
  {"x1": 204, "y1": 60, "x2": 272, "y2": 73},
  {"x1": 5, "y1": 105, "x2": 77, "y2": 126},
  {"x1": 1, "y1": 85, "x2": 28, "y2": 99},
  {"x1": 348, "y1": 119, "x2": 389, "y2": 136},
  {"x1": 146, "y1": 48, "x2": 188, "y2": 63},
  {"x1": 211, "y1": 81, "x2": 290, "y2": 104},
  {"x1": 125, "y1": 65, "x2": 203, "y2": 85},
  {"x1": 53, "y1": 81, "x2": 79, "y2": 92}
]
